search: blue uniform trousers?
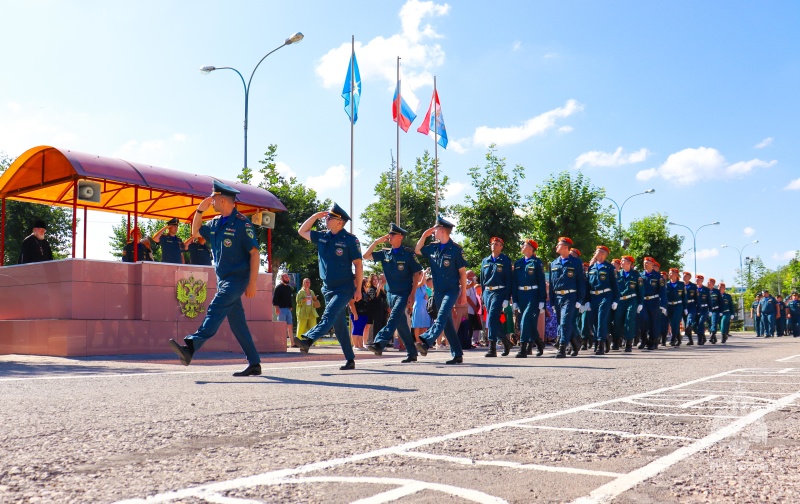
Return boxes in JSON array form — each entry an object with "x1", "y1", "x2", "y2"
[
  {"x1": 667, "y1": 306, "x2": 683, "y2": 341},
  {"x1": 186, "y1": 273, "x2": 260, "y2": 366},
  {"x1": 590, "y1": 295, "x2": 613, "y2": 343},
  {"x1": 683, "y1": 307, "x2": 696, "y2": 336},
  {"x1": 555, "y1": 295, "x2": 578, "y2": 347},
  {"x1": 641, "y1": 301, "x2": 661, "y2": 347},
  {"x1": 304, "y1": 285, "x2": 355, "y2": 361},
  {"x1": 755, "y1": 315, "x2": 762, "y2": 336},
  {"x1": 776, "y1": 317, "x2": 786, "y2": 336},
  {"x1": 720, "y1": 314, "x2": 731, "y2": 335},
  {"x1": 614, "y1": 299, "x2": 638, "y2": 342},
  {"x1": 788, "y1": 316, "x2": 799, "y2": 336},
  {"x1": 517, "y1": 293, "x2": 542, "y2": 345},
  {"x1": 710, "y1": 313, "x2": 720, "y2": 335},
  {"x1": 374, "y1": 291, "x2": 417, "y2": 358},
  {"x1": 483, "y1": 289, "x2": 507, "y2": 343},
  {"x1": 763, "y1": 313, "x2": 776, "y2": 336},
  {"x1": 695, "y1": 309, "x2": 709, "y2": 338},
  {"x1": 421, "y1": 288, "x2": 463, "y2": 357}
]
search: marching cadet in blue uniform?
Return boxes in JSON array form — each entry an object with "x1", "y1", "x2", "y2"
[
  {"x1": 153, "y1": 217, "x2": 186, "y2": 264},
  {"x1": 639, "y1": 257, "x2": 667, "y2": 350},
  {"x1": 579, "y1": 259, "x2": 594, "y2": 351},
  {"x1": 719, "y1": 282, "x2": 734, "y2": 343},
  {"x1": 549, "y1": 237, "x2": 586, "y2": 358},
  {"x1": 695, "y1": 275, "x2": 711, "y2": 345},
  {"x1": 364, "y1": 223, "x2": 423, "y2": 363},
  {"x1": 295, "y1": 203, "x2": 363, "y2": 370},
  {"x1": 759, "y1": 289, "x2": 778, "y2": 338},
  {"x1": 415, "y1": 215, "x2": 468, "y2": 364},
  {"x1": 707, "y1": 278, "x2": 722, "y2": 344},
  {"x1": 586, "y1": 245, "x2": 620, "y2": 356},
  {"x1": 776, "y1": 295, "x2": 787, "y2": 336},
  {"x1": 511, "y1": 239, "x2": 547, "y2": 357},
  {"x1": 751, "y1": 293, "x2": 763, "y2": 337},
  {"x1": 614, "y1": 255, "x2": 643, "y2": 352},
  {"x1": 665, "y1": 268, "x2": 687, "y2": 346},
  {"x1": 786, "y1": 292, "x2": 800, "y2": 338},
  {"x1": 480, "y1": 237, "x2": 514, "y2": 357},
  {"x1": 609, "y1": 258, "x2": 622, "y2": 350},
  {"x1": 168, "y1": 180, "x2": 262, "y2": 376},
  {"x1": 683, "y1": 272, "x2": 698, "y2": 345}
]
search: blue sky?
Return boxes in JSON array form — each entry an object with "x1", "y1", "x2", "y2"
[{"x1": 1, "y1": 0, "x2": 798, "y2": 284}]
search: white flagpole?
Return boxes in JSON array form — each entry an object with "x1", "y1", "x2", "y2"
[
  {"x1": 349, "y1": 35, "x2": 355, "y2": 234},
  {"x1": 396, "y1": 56, "x2": 401, "y2": 226},
  {"x1": 434, "y1": 76, "x2": 439, "y2": 218}
]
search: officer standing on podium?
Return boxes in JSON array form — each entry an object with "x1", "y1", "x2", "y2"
[
  {"x1": 294, "y1": 203, "x2": 363, "y2": 370},
  {"x1": 481, "y1": 237, "x2": 514, "y2": 357},
  {"x1": 512, "y1": 239, "x2": 547, "y2": 357},
  {"x1": 168, "y1": 180, "x2": 262, "y2": 376},
  {"x1": 364, "y1": 223, "x2": 423, "y2": 363}
]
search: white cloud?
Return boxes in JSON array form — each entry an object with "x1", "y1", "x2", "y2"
[
  {"x1": 695, "y1": 248, "x2": 719, "y2": 260},
  {"x1": 472, "y1": 99, "x2": 583, "y2": 148},
  {"x1": 172, "y1": 133, "x2": 187, "y2": 142},
  {"x1": 543, "y1": 52, "x2": 559, "y2": 59},
  {"x1": 558, "y1": 126, "x2": 574, "y2": 133},
  {"x1": 249, "y1": 161, "x2": 297, "y2": 188},
  {"x1": 785, "y1": 178, "x2": 800, "y2": 190},
  {"x1": 444, "y1": 181, "x2": 466, "y2": 199},
  {"x1": 512, "y1": 41, "x2": 522, "y2": 51},
  {"x1": 315, "y1": 0, "x2": 449, "y2": 105},
  {"x1": 635, "y1": 147, "x2": 776, "y2": 185},
  {"x1": 574, "y1": 147, "x2": 650, "y2": 169},
  {"x1": 743, "y1": 226, "x2": 755, "y2": 237},
  {"x1": 754, "y1": 137, "x2": 773, "y2": 149},
  {"x1": 7, "y1": 101, "x2": 22, "y2": 112},
  {"x1": 772, "y1": 250, "x2": 797, "y2": 261},
  {"x1": 448, "y1": 137, "x2": 469, "y2": 154},
  {"x1": 307, "y1": 164, "x2": 347, "y2": 193}
]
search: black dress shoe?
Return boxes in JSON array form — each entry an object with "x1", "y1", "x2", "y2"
[
  {"x1": 339, "y1": 360, "x2": 355, "y2": 370},
  {"x1": 367, "y1": 343, "x2": 383, "y2": 356},
  {"x1": 233, "y1": 364, "x2": 262, "y2": 376},
  {"x1": 445, "y1": 356, "x2": 463, "y2": 364},
  {"x1": 400, "y1": 356, "x2": 417, "y2": 363},
  {"x1": 169, "y1": 339, "x2": 193, "y2": 366},
  {"x1": 293, "y1": 336, "x2": 312, "y2": 354},
  {"x1": 415, "y1": 340, "x2": 429, "y2": 356}
]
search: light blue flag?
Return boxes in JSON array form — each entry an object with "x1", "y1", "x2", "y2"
[{"x1": 342, "y1": 51, "x2": 361, "y2": 124}]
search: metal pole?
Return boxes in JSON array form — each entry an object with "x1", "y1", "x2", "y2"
[
  {"x1": 83, "y1": 206, "x2": 87, "y2": 259},
  {"x1": 433, "y1": 76, "x2": 439, "y2": 218},
  {"x1": 395, "y1": 56, "x2": 401, "y2": 226},
  {"x1": 1, "y1": 198, "x2": 5, "y2": 266},
  {"x1": 133, "y1": 187, "x2": 139, "y2": 262},
  {"x1": 349, "y1": 35, "x2": 355, "y2": 234},
  {"x1": 693, "y1": 231, "x2": 697, "y2": 277},
  {"x1": 71, "y1": 181, "x2": 77, "y2": 258}
]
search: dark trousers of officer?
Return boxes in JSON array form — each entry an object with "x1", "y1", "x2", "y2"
[
  {"x1": 517, "y1": 293, "x2": 543, "y2": 347},
  {"x1": 710, "y1": 312, "x2": 720, "y2": 335},
  {"x1": 755, "y1": 315, "x2": 762, "y2": 336},
  {"x1": 695, "y1": 309, "x2": 709, "y2": 341},
  {"x1": 684, "y1": 304, "x2": 695, "y2": 337},
  {"x1": 555, "y1": 295, "x2": 578, "y2": 348},
  {"x1": 422, "y1": 288, "x2": 463, "y2": 357},
  {"x1": 763, "y1": 313, "x2": 776, "y2": 336},
  {"x1": 589, "y1": 294, "x2": 613, "y2": 344},
  {"x1": 614, "y1": 299, "x2": 637, "y2": 342},
  {"x1": 305, "y1": 285, "x2": 356, "y2": 361},
  {"x1": 483, "y1": 289, "x2": 507, "y2": 343},
  {"x1": 667, "y1": 305, "x2": 683, "y2": 343},
  {"x1": 788, "y1": 316, "x2": 799, "y2": 336},
  {"x1": 720, "y1": 313, "x2": 732, "y2": 336},
  {"x1": 641, "y1": 301, "x2": 661, "y2": 348},
  {"x1": 374, "y1": 291, "x2": 417, "y2": 358},
  {"x1": 186, "y1": 273, "x2": 261, "y2": 366},
  {"x1": 776, "y1": 316, "x2": 786, "y2": 336}
]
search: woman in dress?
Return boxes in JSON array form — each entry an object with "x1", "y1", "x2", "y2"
[
  {"x1": 295, "y1": 278, "x2": 319, "y2": 342},
  {"x1": 366, "y1": 273, "x2": 387, "y2": 344},
  {"x1": 349, "y1": 278, "x2": 371, "y2": 350},
  {"x1": 412, "y1": 271, "x2": 433, "y2": 343}
]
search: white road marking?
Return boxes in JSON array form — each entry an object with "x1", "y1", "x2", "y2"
[
  {"x1": 775, "y1": 354, "x2": 800, "y2": 362},
  {"x1": 679, "y1": 395, "x2": 720, "y2": 408},
  {"x1": 586, "y1": 408, "x2": 740, "y2": 419},
  {"x1": 201, "y1": 494, "x2": 263, "y2": 504},
  {"x1": 777, "y1": 368, "x2": 796, "y2": 374},
  {"x1": 669, "y1": 388, "x2": 788, "y2": 395},
  {"x1": 708, "y1": 380, "x2": 800, "y2": 385},
  {"x1": 398, "y1": 450, "x2": 624, "y2": 478},
  {"x1": 571, "y1": 388, "x2": 800, "y2": 504},
  {"x1": 514, "y1": 424, "x2": 696, "y2": 441}
]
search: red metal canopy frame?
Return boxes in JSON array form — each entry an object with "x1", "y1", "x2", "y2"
[{"x1": 0, "y1": 146, "x2": 285, "y2": 268}]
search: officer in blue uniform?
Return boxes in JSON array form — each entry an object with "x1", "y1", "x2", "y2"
[
  {"x1": 695, "y1": 275, "x2": 711, "y2": 345},
  {"x1": 415, "y1": 214, "x2": 468, "y2": 365},
  {"x1": 787, "y1": 292, "x2": 800, "y2": 337},
  {"x1": 480, "y1": 237, "x2": 514, "y2": 357},
  {"x1": 759, "y1": 289, "x2": 777, "y2": 338},
  {"x1": 640, "y1": 257, "x2": 667, "y2": 350},
  {"x1": 168, "y1": 180, "x2": 262, "y2": 376},
  {"x1": 719, "y1": 282, "x2": 734, "y2": 343},
  {"x1": 665, "y1": 268, "x2": 687, "y2": 346},
  {"x1": 614, "y1": 255, "x2": 643, "y2": 352},
  {"x1": 153, "y1": 217, "x2": 186, "y2": 264},
  {"x1": 364, "y1": 223, "x2": 423, "y2": 363},
  {"x1": 707, "y1": 278, "x2": 722, "y2": 344},
  {"x1": 294, "y1": 203, "x2": 363, "y2": 370},
  {"x1": 682, "y1": 272, "x2": 698, "y2": 345},
  {"x1": 586, "y1": 245, "x2": 620, "y2": 356},
  {"x1": 751, "y1": 293, "x2": 763, "y2": 337},
  {"x1": 549, "y1": 237, "x2": 586, "y2": 358},
  {"x1": 511, "y1": 239, "x2": 547, "y2": 358},
  {"x1": 186, "y1": 236, "x2": 213, "y2": 266},
  {"x1": 776, "y1": 295, "x2": 787, "y2": 336}
]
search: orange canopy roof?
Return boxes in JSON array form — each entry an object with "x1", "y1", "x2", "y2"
[{"x1": 0, "y1": 146, "x2": 286, "y2": 221}]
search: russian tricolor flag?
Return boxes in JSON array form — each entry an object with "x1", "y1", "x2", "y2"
[
  {"x1": 392, "y1": 81, "x2": 417, "y2": 132},
  {"x1": 417, "y1": 89, "x2": 448, "y2": 149}
]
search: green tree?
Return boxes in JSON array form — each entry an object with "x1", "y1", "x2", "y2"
[
  {"x1": 360, "y1": 150, "x2": 448, "y2": 250},
  {"x1": 624, "y1": 213, "x2": 684, "y2": 270},
  {"x1": 109, "y1": 217, "x2": 191, "y2": 261},
  {"x1": 0, "y1": 153, "x2": 74, "y2": 264},
  {"x1": 453, "y1": 146, "x2": 526, "y2": 268},
  {"x1": 525, "y1": 171, "x2": 616, "y2": 261}
]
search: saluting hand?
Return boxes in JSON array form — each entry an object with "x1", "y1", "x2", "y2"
[{"x1": 197, "y1": 196, "x2": 213, "y2": 213}]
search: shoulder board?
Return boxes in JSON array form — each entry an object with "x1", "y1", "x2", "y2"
[
  {"x1": 403, "y1": 246, "x2": 415, "y2": 253},
  {"x1": 451, "y1": 242, "x2": 463, "y2": 249},
  {"x1": 236, "y1": 212, "x2": 248, "y2": 221}
]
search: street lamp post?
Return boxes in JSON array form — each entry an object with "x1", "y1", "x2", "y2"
[
  {"x1": 721, "y1": 240, "x2": 759, "y2": 320},
  {"x1": 200, "y1": 31, "x2": 304, "y2": 274},
  {"x1": 668, "y1": 221, "x2": 720, "y2": 276},
  {"x1": 603, "y1": 189, "x2": 655, "y2": 245}
]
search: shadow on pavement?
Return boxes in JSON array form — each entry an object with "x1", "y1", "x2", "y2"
[{"x1": 195, "y1": 375, "x2": 417, "y2": 393}]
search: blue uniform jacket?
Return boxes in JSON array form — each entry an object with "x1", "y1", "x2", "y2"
[
  {"x1": 372, "y1": 247, "x2": 422, "y2": 296},
  {"x1": 697, "y1": 286, "x2": 711, "y2": 310},
  {"x1": 641, "y1": 270, "x2": 667, "y2": 308},
  {"x1": 548, "y1": 255, "x2": 586, "y2": 302},
  {"x1": 587, "y1": 261, "x2": 620, "y2": 303},
  {"x1": 759, "y1": 296, "x2": 777, "y2": 314},
  {"x1": 421, "y1": 240, "x2": 468, "y2": 293},
  {"x1": 720, "y1": 293, "x2": 735, "y2": 314},
  {"x1": 480, "y1": 253, "x2": 512, "y2": 297},
  {"x1": 199, "y1": 209, "x2": 259, "y2": 279},
  {"x1": 709, "y1": 288, "x2": 722, "y2": 313},
  {"x1": 310, "y1": 229, "x2": 362, "y2": 290},
  {"x1": 160, "y1": 234, "x2": 185, "y2": 264},
  {"x1": 187, "y1": 242, "x2": 213, "y2": 266},
  {"x1": 511, "y1": 256, "x2": 546, "y2": 305},
  {"x1": 617, "y1": 269, "x2": 644, "y2": 303},
  {"x1": 685, "y1": 282, "x2": 698, "y2": 311},
  {"x1": 665, "y1": 280, "x2": 687, "y2": 311}
]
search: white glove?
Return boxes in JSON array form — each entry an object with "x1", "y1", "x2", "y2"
[
  {"x1": 512, "y1": 303, "x2": 519, "y2": 311},
  {"x1": 585, "y1": 302, "x2": 592, "y2": 312},
  {"x1": 502, "y1": 300, "x2": 509, "y2": 309},
  {"x1": 684, "y1": 309, "x2": 688, "y2": 316},
  {"x1": 660, "y1": 307, "x2": 667, "y2": 316},
  {"x1": 611, "y1": 302, "x2": 618, "y2": 310},
  {"x1": 539, "y1": 302, "x2": 545, "y2": 310},
  {"x1": 575, "y1": 302, "x2": 582, "y2": 311},
  {"x1": 637, "y1": 305, "x2": 643, "y2": 314}
]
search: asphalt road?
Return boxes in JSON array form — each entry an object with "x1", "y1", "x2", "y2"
[{"x1": 3, "y1": 332, "x2": 800, "y2": 503}]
